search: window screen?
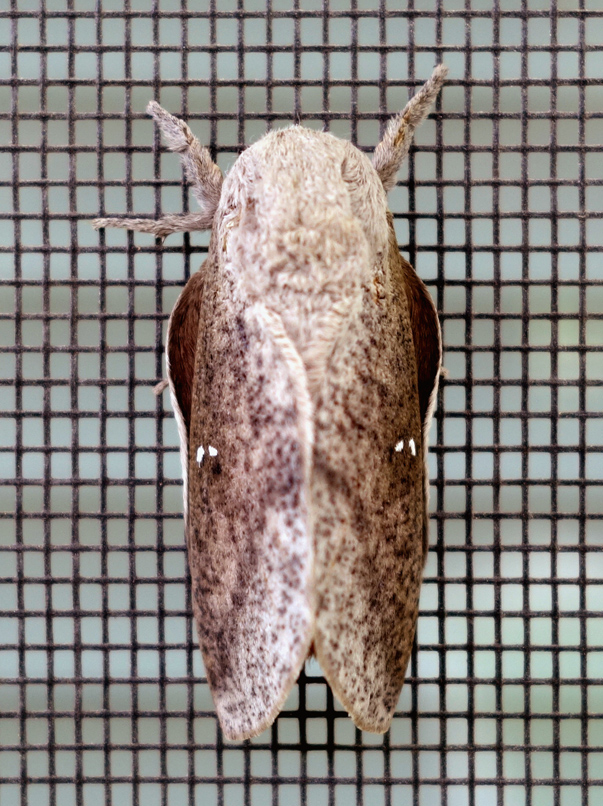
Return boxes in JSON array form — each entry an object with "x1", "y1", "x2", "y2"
[{"x1": 1, "y1": 1, "x2": 602, "y2": 805}]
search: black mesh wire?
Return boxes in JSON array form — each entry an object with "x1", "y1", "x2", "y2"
[{"x1": 1, "y1": 1, "x2": 602, "y2": 804}]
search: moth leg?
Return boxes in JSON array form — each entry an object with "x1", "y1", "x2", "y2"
[
  {"x1": 147, "y1": 101, "x2": 223, "y2": 222},
  {"x1": 92, "y1": 213, "x2": 211, "y2": 240}
]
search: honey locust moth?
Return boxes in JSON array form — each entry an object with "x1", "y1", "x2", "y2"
[{"x1": 93, "y1": 64, "x2": 447, "y2": 740}]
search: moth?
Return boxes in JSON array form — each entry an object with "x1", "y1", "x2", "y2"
[{"x1": 94, "y1": 64, "x2": 446, "y2": 741}]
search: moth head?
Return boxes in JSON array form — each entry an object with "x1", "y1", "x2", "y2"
[
  {"x1": 92, "y1": 66, "x2": 445, "y2": 244},
  {"x1": 213, "y1": 128, "x2": 391, "y2": 304},
  {"x1": 211, "y1": 64, "x2": 447, "y2": 262}
]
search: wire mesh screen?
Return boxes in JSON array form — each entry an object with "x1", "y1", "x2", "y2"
[{"x1": 1, "y1": 0, "x2": 602, "y2": 804}]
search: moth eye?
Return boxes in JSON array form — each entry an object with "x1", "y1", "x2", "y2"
[
  {"x1": 395, "y1": 439, "x2": 404, "y2": 452},
  {"x1": 208, "y1": 445, "x2": 218, "y2": 457}
]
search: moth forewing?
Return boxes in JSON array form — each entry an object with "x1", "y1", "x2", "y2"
[
  {"x1": 311, "y1": 217, "x2": 429, "y2": 734},
  {"x1": 185, "y1": 247, "x2": 315, "y2": 741},
  {"x1": 164, "y1": 267, "x2": 205, "y2": 522}
]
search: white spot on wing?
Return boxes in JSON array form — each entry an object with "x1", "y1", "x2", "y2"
[
  {"x1": 208, "y1": 445, "x2": 218, "y2": 457},
  {"x1": 196, "y1": 446, "x2": 205, "y2": 465},
  {"x1": 395, "y1": 440, "x2": 404, "y2": 452},
  {"x1": 409, "y1": 438, "x2": 416, "y2": 456}
]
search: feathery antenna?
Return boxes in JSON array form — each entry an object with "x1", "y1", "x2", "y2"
[{"x1": 372, "y1": 64, "x2": 448, "y2": 192}]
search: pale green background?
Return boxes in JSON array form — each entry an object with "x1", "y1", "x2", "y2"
[{"x1": 1, "y1": 0, "x2": 602, "y2": 804}]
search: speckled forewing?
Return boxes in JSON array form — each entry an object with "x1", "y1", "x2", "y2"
[
  {"x1": 186, "y1": 256, "x2": 314, "y2": 741},
  {"x1": 312, "y1": 223, "x2": 427, "y2": 734}
]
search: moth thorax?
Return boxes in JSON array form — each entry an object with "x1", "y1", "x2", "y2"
[{"x1": 233, "y1": 211, "x2": 370, "y2": 397}]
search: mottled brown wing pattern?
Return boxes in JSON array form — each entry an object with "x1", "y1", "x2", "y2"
[
  {"x1": 183, "y1": 253, "x2": 315, "y2": 741},
  {"x1": 311, "y1": 218, "x2": 439, "y2": 733},
  {"x1": 394, "y1": 221, "x2": 442, "y2": 559}
]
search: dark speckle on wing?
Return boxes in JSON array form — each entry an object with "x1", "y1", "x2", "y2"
[
  {"x1": 312, "y1": 216, "x2": 428, "y2": 732},
  {"x1": 186, "y1": 249, "x2": 313, "y2": 740}
]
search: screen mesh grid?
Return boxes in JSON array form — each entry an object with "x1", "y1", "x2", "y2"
[{"x1": 1, "y1": 1, "x2": 602, "y2": 805}]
